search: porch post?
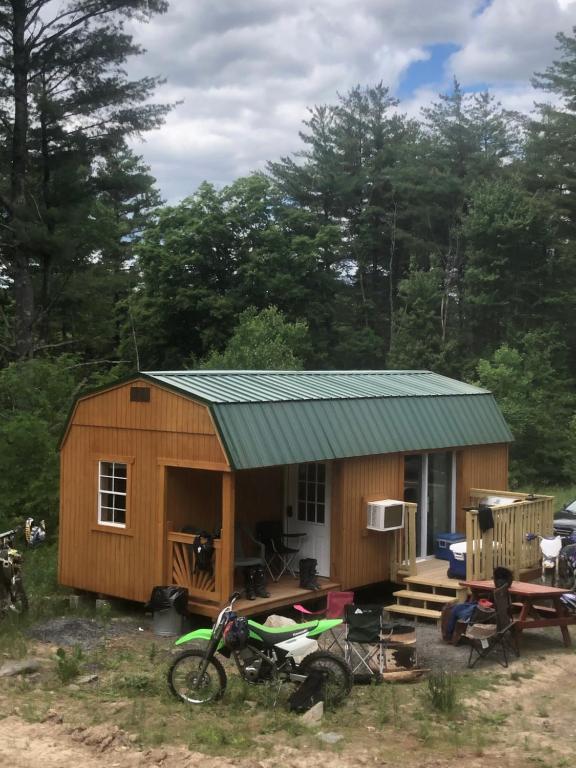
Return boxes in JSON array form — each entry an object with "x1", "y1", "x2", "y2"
[{"x1": 221, "y1": 472, "x2": 235, "y2": 601}]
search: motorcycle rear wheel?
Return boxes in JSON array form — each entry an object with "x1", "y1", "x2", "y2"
[
  {"x1": 11, "y1": 579, "x2": 28, "y2": 614},
  {"x1": 298, "y1": 650, "x2": 353, "y2": 707},
  {"x1": 168, "y1": 650, "x2": 227, "y2": 705}
]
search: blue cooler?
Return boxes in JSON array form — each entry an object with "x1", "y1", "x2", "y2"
[
  {"x1": 435, "y1": 532, "x2": 466, "y2": 561},
  {"x1": 448, "y1": 541, "x2": 467, "y2": 579}
]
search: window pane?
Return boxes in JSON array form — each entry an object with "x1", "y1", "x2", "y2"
[
  {"x1": 100, "y1": 507, "x2": 114, "y2": 523},
  {"x1": 317, "y1": 484, "x2": 325, "y2": 504},
  {"x1": 307, "y1": 501, "x2": 315, "y2": 522},
  {"x1": 114, "y1": 495, "x2": 126, "y2": 511},
  {"x1": 316, "y1": 463, "x2": 325, "y2": 483},
  {"x1": 100, "y1": 493, "x2": 116, "y2": 508},
  {"x1": 308, "y1": 463, "x2": 317, "y2": 482},
  {"x1": 100, "y1": 476, "x2": 113, "y2": 492},
  {"x1": 114, "y1": 478, "x2": 127, "y2": 494},
  {"x1": 113, "y1": 463, "x2": 127, "y2": 479},
  {"x1": 317, "y1": 504, "x2": 325, "y2": 524},
  {"x1": 113, "y1": 509, "x2": 126, "y2": 525},
  {"x1": 100, "y1": 462, "x2": 114, "y2": 477},
  {"x1": 298, "y1": 501, "x2": 306, "y2": 521}
]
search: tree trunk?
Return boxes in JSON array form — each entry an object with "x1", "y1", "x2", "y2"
[{"x1": 10, "y1": 0, "x2": 34, "y2": 359}]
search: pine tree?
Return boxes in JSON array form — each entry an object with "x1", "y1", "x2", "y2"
[{"x1": 0, "y1": 0, "x2": 170, "y2": 359}]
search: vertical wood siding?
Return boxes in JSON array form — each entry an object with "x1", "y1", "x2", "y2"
[
  {"x1": 456, "y1": 444, "x2": 509, "y2": 531},
  {"x1": 59, "y1": 382, "x2": 228, "y2": 603},
  {"x1": 333, "y1": 454, "x2": 403, "y2": 590}
]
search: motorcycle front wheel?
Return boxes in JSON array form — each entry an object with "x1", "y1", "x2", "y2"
[
  {"x1": 167, "y1": 650, "x2": 227, "y2": 704},
  {"x1": 298, "y1": 651, "x2": 353, "y2": 708}
]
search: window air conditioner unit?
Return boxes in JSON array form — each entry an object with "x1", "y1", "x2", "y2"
[{"x1": 367, "y1": 499, "x2": 405, "y2": 532}]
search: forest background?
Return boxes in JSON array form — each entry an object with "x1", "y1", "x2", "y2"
[{"x1": 1, "y1": 2, "x2": 576, "y2": 532}]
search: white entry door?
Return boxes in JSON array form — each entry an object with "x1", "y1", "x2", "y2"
[{"x1": 285, "y1": 462, "x2": 331, "y2": 577}]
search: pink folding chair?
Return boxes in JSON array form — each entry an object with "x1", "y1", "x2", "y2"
[{"x1": 294, "y1": 591, "x2": 354, "y2": 653}]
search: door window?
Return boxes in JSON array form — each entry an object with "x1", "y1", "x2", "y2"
[{"x1": 297, "y1": 463, "x2": 326, "y2": 524}]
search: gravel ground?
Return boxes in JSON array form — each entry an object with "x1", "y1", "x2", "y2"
[{"x1": 27, "y1": 616, "x2": 145, "y2": 650}]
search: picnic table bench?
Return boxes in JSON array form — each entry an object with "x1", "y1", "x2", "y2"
[{"x1": 459, "y1": 580, "x2": 576, "y2": 648}]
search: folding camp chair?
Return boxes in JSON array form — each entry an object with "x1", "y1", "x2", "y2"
[
  {"x1": 344, "y1": 604, "x2": 390, "y2": 680},
  {"x1": 255, "y1": 521, "x2": 305, "y2": 582},
  {"x1": 293, "y1": 591, "x2": 354, "y2": 653},
  {"x1": 234, "y1": 525, "x2": 266, "y2": 570},
  {"x1": 466, "y1": 585, "x2": 519, "y2": 668}
]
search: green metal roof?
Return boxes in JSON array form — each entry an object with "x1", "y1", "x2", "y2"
[{"x1": 141, "y1": 370, "x2": 513, "y2": 470}]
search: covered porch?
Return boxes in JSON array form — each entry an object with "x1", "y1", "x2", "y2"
[{"x1": 162, "y1": 462, "x2": 336, "y2": 619}]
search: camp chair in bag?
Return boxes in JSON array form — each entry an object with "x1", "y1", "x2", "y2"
[
  {"x1": 293, "y1": 591, "x2": 354, "y2": 653},
  {"x1": 255, "y1": 521, "x2": 305, "y2": 582},
  {"x1": 465, "y1": 585, "x2": 519, "y2": 668},
  {"x1": 344, "y1": 604, "x2": 389, "y2": 680}
]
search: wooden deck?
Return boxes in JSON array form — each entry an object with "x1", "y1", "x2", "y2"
[
  {"x1": 411, "y1": 557, "x2": 460, "y2": 588},
  {"x1": 188, "y1": 574, "x2": 340, "y2": 619}
]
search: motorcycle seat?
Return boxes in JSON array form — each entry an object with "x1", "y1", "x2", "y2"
[{"x1": 247, "y1": 619, "x2": 319, "y2": 647}]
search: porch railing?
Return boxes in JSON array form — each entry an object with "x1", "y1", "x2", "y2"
[
  {"x1": 465, "y1": 489, "x2": 554, "y2": 580},
  {"x1": 390, "y1": 502, "x2": 417, "y2": 581},
  {"x1": 167, "y1": 531, "x2": 223, "y2": 604}
]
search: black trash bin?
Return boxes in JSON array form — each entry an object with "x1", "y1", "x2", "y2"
[{"x1": 146, "y1": 586, "x2": 188, "y2": 636}]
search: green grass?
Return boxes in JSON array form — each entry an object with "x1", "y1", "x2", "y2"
[{"x1": 533, "y1": 484, "x2": 576, "y2": 510}]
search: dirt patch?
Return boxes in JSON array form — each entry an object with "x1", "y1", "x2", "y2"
[{"x1": 27, "y1": 616, "x2": 143, "y2": 650}]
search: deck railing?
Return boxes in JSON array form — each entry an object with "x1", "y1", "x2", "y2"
[
  {"x1": 390, "y1": 502, "x2": 417, "y2": 581},
  {"x1": 465, "y1": 489, "x2": 554, "y2": 580},
  {"x1": 167, "y1": 531, "x2": 223, "y2": 604}
]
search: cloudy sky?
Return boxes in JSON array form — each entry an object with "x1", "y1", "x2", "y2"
[{"x1": 128, "y1": 0, "x2": 576, "y2": 202}]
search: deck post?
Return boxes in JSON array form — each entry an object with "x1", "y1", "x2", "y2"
[{"x1": 221, "y1": 472, "x2": 235, "y2": 602}]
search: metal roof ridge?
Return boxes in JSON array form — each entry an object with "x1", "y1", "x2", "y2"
[{"x1": 144, "y1": 369, "x2": 436, "y2": 376}]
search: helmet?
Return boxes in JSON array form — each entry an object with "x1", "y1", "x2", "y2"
[{"x1": 223, "y1": 615, "x2": 250, "y2": 650}]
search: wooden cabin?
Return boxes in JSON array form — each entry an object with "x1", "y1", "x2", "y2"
[{"x1": 58, "y1": 370, "x2": 553, "y2": 620}]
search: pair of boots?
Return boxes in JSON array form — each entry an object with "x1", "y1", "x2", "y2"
[
  {"x1": 243, "y1": 565, "x2": 270, "y2": 601},
  {"x1": 299, "y1": 558, "x2": 320, "y2": 590}
]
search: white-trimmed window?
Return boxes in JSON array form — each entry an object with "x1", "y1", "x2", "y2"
[{"x1": 98, "y1": 461, "x2": 127, "y2": 527}]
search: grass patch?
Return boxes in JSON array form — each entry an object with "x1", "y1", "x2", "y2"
[
  {"x1": 426, "y1": 670, "x2": 458, "y2": 716},
  {"x1": 55, "y1": 645, "x2": 83, "y2": 684}
]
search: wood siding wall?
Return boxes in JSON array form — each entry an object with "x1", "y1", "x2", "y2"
[
  {"x1": 332, "y1": 454, "x2": 404, "y2": 590},
  {"x1": 455, "y1": 444, "x2": 509, "y2": 532},
  {"x1": 59, "y1": 381, "x2": 228, "y2": 603}
]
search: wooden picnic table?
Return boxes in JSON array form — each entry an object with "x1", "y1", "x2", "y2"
[{"x1": 459, "y1": 580, "x2": 575, "y2": 648}]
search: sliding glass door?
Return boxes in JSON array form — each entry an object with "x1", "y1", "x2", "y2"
[{"x1": 404, "y1": 452, "x2": 455, "y2": 557}]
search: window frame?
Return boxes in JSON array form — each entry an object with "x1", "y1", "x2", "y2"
[{"x1": 94, "y1": 457, "x2": 133, "y2": 532}]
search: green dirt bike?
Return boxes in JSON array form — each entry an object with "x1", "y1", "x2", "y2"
[
  {"x1": 0, "y1": 528, "x2": 28, "y2": 616},
  {"x1": 168, "y1": 592, "x2": 352, "y2": 707}
]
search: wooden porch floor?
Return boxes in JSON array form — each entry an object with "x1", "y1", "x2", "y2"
[
  {"x1": 188, "y1": 575, "x2": 341, "y2": 619},
  {"x1": 410, "y1": 557, "x2": 459, "y2": 588}
]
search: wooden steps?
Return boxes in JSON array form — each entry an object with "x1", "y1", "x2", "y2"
[
  {"x1": 386, "y1": 605, "x2": 444, "y2": 620},
  {"x1": 394, "y1": 590, "x2": 455, "y2": 604},
  {"x1": 385, "y1": 558, "x2": 468, "y2": 623}
]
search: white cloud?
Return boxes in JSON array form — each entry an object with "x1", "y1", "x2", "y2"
[{"x1": 127, "y1": 0, "x2": 576, "y2": 201}]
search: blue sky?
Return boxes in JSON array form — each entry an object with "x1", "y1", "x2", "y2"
[
  {"x1": 398, "y1": 43, "x2": 461, "y2": 98},
  {"x1": 128, "y1": 0, "x2": 576, "y2": 202}
]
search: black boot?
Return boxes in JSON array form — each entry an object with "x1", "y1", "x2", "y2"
[
  {"x1": 299, "y1": 558, "x2": 320, "y2": 590},
  {"x1": 253, "y1": 565, "x2": 270, "y2": 598},
  {"x1": 244, "y1": 566, "x2": 256, "y2": 600}
]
